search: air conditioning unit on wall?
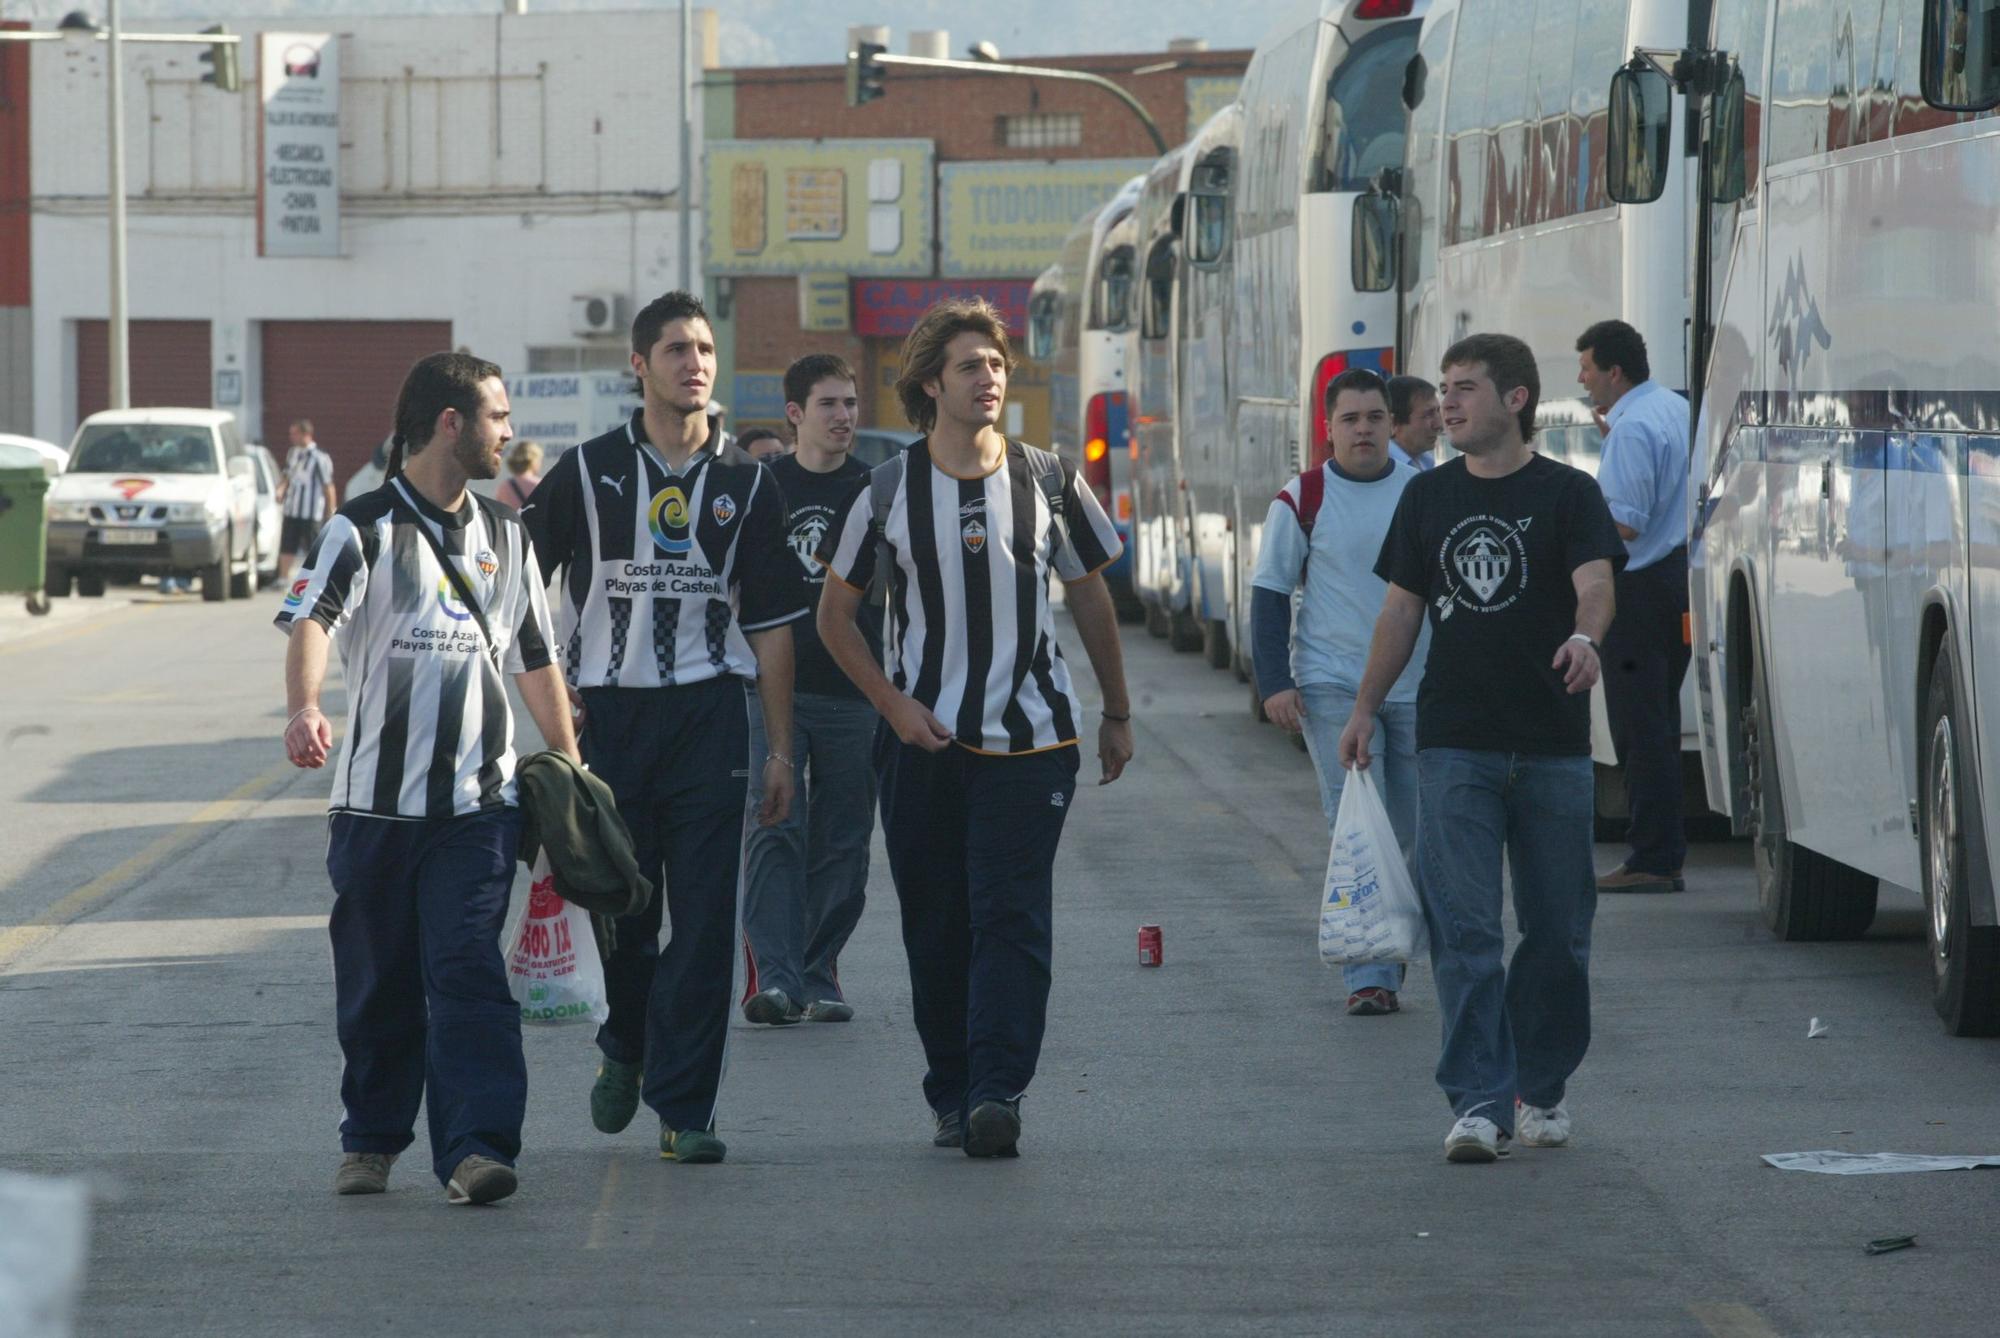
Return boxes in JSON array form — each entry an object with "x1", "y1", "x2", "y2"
[{"x1": 571, "y1": 293, "x2": 629, "y2": 338}]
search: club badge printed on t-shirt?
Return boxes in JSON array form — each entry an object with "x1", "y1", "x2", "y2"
[{"x1": 1437, "y1": 513, "x2": 1534, "y2": 619}]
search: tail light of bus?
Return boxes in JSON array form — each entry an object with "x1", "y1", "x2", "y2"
[
  {"x1": 1309, "y1": 353, "x2": 1350, "y2": 469},
  {"x1": 1084, "y1": 391, "x2": 1124, "y2": 511},
  {"x1": 1354, "y1": 0, "x2": 1414, "y2": 18}
]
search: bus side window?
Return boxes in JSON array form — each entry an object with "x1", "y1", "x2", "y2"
[
  {"x1": 1445, "y1": 0, "x2": 1499, "y2": 243},
  {"x1": 1569, "y1": 0, "x2": 1626, "y2": 215},
  {"x1": 1526, "y1": 0, "x2": 1582, "y2": 228},
  {"x1": 1710, "y1": 0, "x2": 1769, "y2": 199},
  {"x1": 1771, "y1": 0, "x2": 1838, "y2": 160},
  {"x1": 1028, "y1": 291, "x2": 1061, "y2": 361}
]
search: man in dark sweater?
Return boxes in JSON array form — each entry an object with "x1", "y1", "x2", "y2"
[{"x1": 740, "y1": 354, "x2": 885, "y2": 1025}]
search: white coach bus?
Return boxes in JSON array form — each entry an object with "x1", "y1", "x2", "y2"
[
  {"x1": 1208, "y1": 0, "x2": 1425, "y2": 703},
  {"x1": 1383, "y1": 0, "x2": 1712, "y2": 833},
  {"x1": 1029, "y1": 175, "x2": 1146, "y2": 619},
  {"x1": 1610, "y1": 0, "x2": 2000, "y2": 1031}
]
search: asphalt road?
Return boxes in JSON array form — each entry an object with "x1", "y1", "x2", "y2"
[{"x1": 1, "y1": 585, "x2": 1996, "y2": 1337}]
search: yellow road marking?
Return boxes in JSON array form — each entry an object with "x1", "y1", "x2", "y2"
[
  {"x1": 584, "y1": 1159, "x2": 622, "y2": 1250},
  {"x1": 1689, "y1": 1302, "x2": 1784, "y2": 1338},
  {"x1": 0, "y1": 602, "x2": 154, "y2": 658},
  {"x1": 0, "y1": 757, "x2": 302, "y2": 975}
]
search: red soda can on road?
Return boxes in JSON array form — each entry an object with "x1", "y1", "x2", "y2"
[{"x1": 1138, "y1": 924, "x2": 1163, "y2": 967}]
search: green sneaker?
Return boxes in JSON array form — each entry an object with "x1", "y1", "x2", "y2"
[
  {"x1": 659, "y1": 1122, "x2": 727, "y2": 1164},
  {"x1": 590, "y1": 1057, "x2": 642, "y2": 1134}
]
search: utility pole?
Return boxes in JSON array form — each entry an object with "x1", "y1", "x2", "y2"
[
  {"x1": 843, "y1": 46, "x2": 1168, "y2": 154},
  {"x1": 678, "y1": 1, "x2": 692, "y2": 292}
]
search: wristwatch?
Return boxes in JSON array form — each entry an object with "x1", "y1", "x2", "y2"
[{"x1": 1566, "y1": 633, "x2": 1600, "y2": 653}]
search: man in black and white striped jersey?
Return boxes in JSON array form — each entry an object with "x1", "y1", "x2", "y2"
[
  {"x1": 279, "y1": 351, "x2": 580, "y2": 1207},
  {"x1": 278, "y1": 418, "x2": 337, "y2": 582},
  {"x1": 522, "y1": 290, "x2": 808, "y2": 1166},
  {"x1": 817, "y1": 297, "x2": 1134, "y2": 1159}
]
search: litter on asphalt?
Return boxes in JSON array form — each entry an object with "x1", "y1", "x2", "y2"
[{"x1": 1763, "y1": 1151, "x2": 2000, "y2": 1174}]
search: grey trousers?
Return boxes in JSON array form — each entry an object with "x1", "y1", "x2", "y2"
[{"x1": 743, "y1": 689, "x2": 879, "y2": 1006}]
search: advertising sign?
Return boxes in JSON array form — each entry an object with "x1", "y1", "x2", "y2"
[
  {"x1": 705, "y1": 140, "x2": 934, "y2": 277},
  {"x1": 1184, "y1": 77, "x2": 1242, "y2": 132},
  {"x1": 504, "y1": 373, "x2": 641, "y2": 447},
  {"x1": 853, "y1": 280, "x2": 1032, "y2": 338},
  {"x1": 938, "y1": 160, "x2": 1151, "y2": 278},
  {"x1": 258, "y1": 33, "x2": 340, "y2": 258},
  {"x1": 798, "y1": 274, "x2": 851, "y2": 332}
]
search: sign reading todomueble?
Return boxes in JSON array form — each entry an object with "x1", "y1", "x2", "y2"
[{"x1": 258, "y1": 33, "x2": 340, "y2": 258}]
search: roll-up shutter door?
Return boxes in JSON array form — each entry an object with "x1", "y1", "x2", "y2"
[
  {"x1": 261, "y1": 320, "x2": 453, "y2": 486},
  {"x1": 75, "y1": 319, "x2": 213, "y2": 426}
]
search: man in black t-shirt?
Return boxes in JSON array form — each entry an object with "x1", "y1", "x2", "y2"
[
  {"x1": 740, "y1": 355, "x2": 885, "y2": 1026},
  {"x1": 1339, "y1": 333, "x2": 1624, "y2": 1166}
]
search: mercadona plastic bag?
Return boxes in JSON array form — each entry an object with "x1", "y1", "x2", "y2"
[
  {"x1": 1318, "y1": 765, "x2": 1428, "y2": 966},
  {"x1": 503, "y1": 852, "x2": 609, "y2": 1026}
]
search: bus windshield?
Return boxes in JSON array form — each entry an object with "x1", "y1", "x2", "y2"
[
  {"x1": 1319, "y1": 24, "x2": 1419, "y2": 192},
  {"x1": 69, "y1": 424, "x2": 218, "y2": 475}
]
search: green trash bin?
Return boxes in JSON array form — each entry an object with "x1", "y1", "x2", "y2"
[{"x1": 0, "y1": 442, "x2": 52, "y2": 610}]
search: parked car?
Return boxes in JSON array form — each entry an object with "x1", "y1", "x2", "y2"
[
  {"x1": 44, "y1": 408, "x2": 260, "y2": 602},
  {"x1": 249, "y1": 444, "x2": 283, "y2": 588},
  {"x1": 0, "y1": 433, "x2": 67, "y2": 478}
]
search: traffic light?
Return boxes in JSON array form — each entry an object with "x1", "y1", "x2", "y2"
[
  {"x1": 845, "y1": 41, "x2": 887, "y2": 107},
  {"x1": 198, "y1": 25, "x2": 240, "y2": 95}
]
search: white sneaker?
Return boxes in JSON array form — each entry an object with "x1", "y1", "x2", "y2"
[
  {"x1": 1444, "y1": 1115, "x2": 1511, "y2": 1163},
  {"x1": 1516, "y1": 1102, "x2": 1571, "y2": 1148}
]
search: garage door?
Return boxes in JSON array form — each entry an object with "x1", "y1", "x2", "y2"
[
  {"x1": 75, "y1": 319, "x2": 213, "y2": 427},
  {"x1": 261, "y1": 320, "x2": 452, "y2": 486}
]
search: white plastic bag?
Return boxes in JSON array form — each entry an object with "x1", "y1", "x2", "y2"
[
  {"x1": 1318, "y1": 765, "x2": 1428, "y2": 966},
  {"x1": 503, "y1": 852, "x2": 609, "y2": 1026},
  {"x1": 0, "y1": 1172, "x2": 90, "y2": 1338}
]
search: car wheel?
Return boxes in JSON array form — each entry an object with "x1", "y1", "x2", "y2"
[
  {"x1": 76, "y1": 573, "x2": 107, "y2": 598},
  {"x1": 1741, "y1": 632, "x2": 1876, "y2": 939},
  {"x1": 203, "y1": 534, "x2": 230, "y2": 602},
  {"x1": 231, "y1": 533, "x2": 255, "y2": 599},
  {"x1": 1920, "y1": 648, "x2": 2000, "y2": 1035}
]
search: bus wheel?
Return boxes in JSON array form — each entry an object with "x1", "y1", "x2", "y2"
[
  {"x1": 1741, "y1": 636, "x2": 1877, "y2": 940},
  {"x1": 1144, "y1": 601, "x2": 1170, "y2": 639},
  {"x1": 1203, "y1": 618, "x2": 1231, "y2": 670},
  {"x1": 1168, "y1": 607, "x2": 1203, "y2": 653},
  {"x1": 1920, "y1": 649, "x2": 2000, "y2": 1035}
]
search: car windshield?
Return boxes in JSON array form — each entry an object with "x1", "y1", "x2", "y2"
[{"x1": 70, "y1": 425, "x2": 218, "y2": 475}]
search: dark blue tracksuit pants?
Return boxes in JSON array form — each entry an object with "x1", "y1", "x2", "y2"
[
  {"x1": 876, "y1": 737, "x2": 1078, "y2": 1119},
  {"x1": 582, "y1": 676, "x2": 749, "y2": 1132},
  {"x1": 326, "y1": 808, "x2": 525, "y2": 1186}
]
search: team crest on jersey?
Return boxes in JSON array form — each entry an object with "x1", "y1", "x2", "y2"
[
  {"x1": 475, "y1": 549, "x2": 497, "y2": 578},
  {"x1": 282, "y1": 577, "x2": 309, "y2": 608},
  {"x1": 436, "y1": 576, "x2": 473, "y2": 621},
  {"x1": 711, "y1": 493, "x2": 737, "y2": 526},
  {"x1": 1439, "y1": 514, "x2": 1533, "y2": 619},
  {"x1": 961, "y1": 517, "x2": 987, "y2": 555},
  {"x1": 648, "y1": 485, "x2": 693, "y2": 555},
  {"x1": 789, "y1": 514, "x2": 829, "y2": 573}
]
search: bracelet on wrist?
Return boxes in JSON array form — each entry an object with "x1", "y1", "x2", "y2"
[
  {"x1": 1101, "y1": 711, "x2": 1130, "y2": 723},
  {"x1": 287, "y1": 706, "x2": 321, "y2": 729},
  {"x1": 1567, "y1": 633, "x2": 1599, "y2": 653},
  {"x1": 766, "y1": 753, "x2": 794, "y2": 768}
]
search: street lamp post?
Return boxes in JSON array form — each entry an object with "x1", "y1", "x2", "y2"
[
  {"x1": 678, "y1": 0, "x2": 691, "y2": 293},
  {"x1": 105, "y1": 0, "x2": 128, "y2": 410}
]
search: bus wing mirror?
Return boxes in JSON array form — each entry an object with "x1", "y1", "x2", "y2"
[
  {"x1": 1706, "y1": 67, "x2": 1748, "y2": 205},
  {"x1": 1922, "y1": 0, "x2": 2000, "y2": 112},
  {"x1": 1351, "y1": 192, "x2": 1399, "y2": 294},
  {"x1": 1607, "y1": 65, "x2": 1673, "y2": 205}
]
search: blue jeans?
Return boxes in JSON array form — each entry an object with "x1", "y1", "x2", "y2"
[
  {"x1": 744, "y1": 690, "x2": 879, "y2": 1005},
  {"x1": 1299, "y1": 684, "x2": 1418, "y2": 994},
  {"x1": 1416, "y1": 749, "x2": 1596, "y2": 1134}
]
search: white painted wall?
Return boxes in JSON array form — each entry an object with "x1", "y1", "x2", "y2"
[{"x1": 30, "y1": 9, "x2": 705, "y2": 444}]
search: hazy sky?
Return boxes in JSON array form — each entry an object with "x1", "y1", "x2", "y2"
[{"x1": 10, "y1": 1, "x2": 1278, "y2": 66}]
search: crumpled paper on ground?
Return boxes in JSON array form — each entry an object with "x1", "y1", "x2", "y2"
[
  {"x1": 0, "y1": 1172, "x2": 91, "y2": 1337},
  {"x1": 1763, "y1": 1151, "x2": 2000, "y2": 1174}
]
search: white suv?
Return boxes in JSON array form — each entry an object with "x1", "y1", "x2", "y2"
[{"x1": 45, "y1": 408, "x2": 260, "y2": 602}]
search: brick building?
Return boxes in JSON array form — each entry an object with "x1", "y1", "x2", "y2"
[{"x1": 701, "y1": 33, "x2": 1249, "y2": 441}]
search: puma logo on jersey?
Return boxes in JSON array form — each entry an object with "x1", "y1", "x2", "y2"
[{"x1": 600, "y1": 474, "x2": 627, "y2": 497}]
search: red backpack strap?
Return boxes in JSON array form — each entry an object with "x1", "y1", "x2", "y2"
[{"x1": 1295, "y1": 465, "x2": 1326, "y2": 539}]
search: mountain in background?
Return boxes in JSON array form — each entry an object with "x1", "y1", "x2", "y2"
[{"x1": 9, "y1": 0, "x2": 1273, "y2": 67}]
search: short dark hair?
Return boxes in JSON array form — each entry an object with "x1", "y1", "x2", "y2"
[
  {"x1": 1323, "y1": 366, "x2": 1389, "y2": 418},
  {"x1": 290, "y1": 418, "x2": 315, "y2": 437},
  {"x1": 784, "y1": 353, "x2": 858, "y2": 411},
  {"x1": 631, "y1": 290, "x2": 710, "y2": 359},
  {"x1": 736, "y1": 427, "x2": 783, "y2": 449},
  {"x1": 1441, "y1": 333, "x2": 1540, "y2": 442},
  {"x1": 1576, "y1": 319, "x2": 1650, "y2": 384},
  {"x1": 1386, "y1": 374, "x2": 1435, "y2": 425},
  {"x1": 390, "y1": 351, "x2": 502, "y2": 473},
  {"x1": 896, "y1": 298, "x2": 1016, "y2": 432}
]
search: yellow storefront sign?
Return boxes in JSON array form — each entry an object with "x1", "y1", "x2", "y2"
[
  {"x1": 938, "y1": 159, "x2": 1153, "y2": 278},
  {"x1": 706, "y1": 139, "x2": 934, "y2": 277}
]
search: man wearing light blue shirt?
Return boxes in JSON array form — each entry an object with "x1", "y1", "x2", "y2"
[
  {"x1": 1251, "y1": 368, "x2": 1429, "y2": 1015},
  {"x1": 1576, "y1": 320, "x2": 1691, "y2": 891}
]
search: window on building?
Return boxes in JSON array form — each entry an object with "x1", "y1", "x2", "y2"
[
  {"x1": 999, "y1": 113, "x2": 1084, "y2": 149},
  {"x1": 527, "y1": 345, "x2": 635, "y2": 373}
]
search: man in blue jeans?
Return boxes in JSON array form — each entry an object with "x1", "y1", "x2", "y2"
[
  {"x1": 1340, "y1": 333, "x2": 1623, "y2": 1164},
  {"x1": 1252, "y1": 367, "x2": 1429, "y2": 1015},
  {"x1": 741, "y1": 354, "x2": 883, "y2": 1025}
]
